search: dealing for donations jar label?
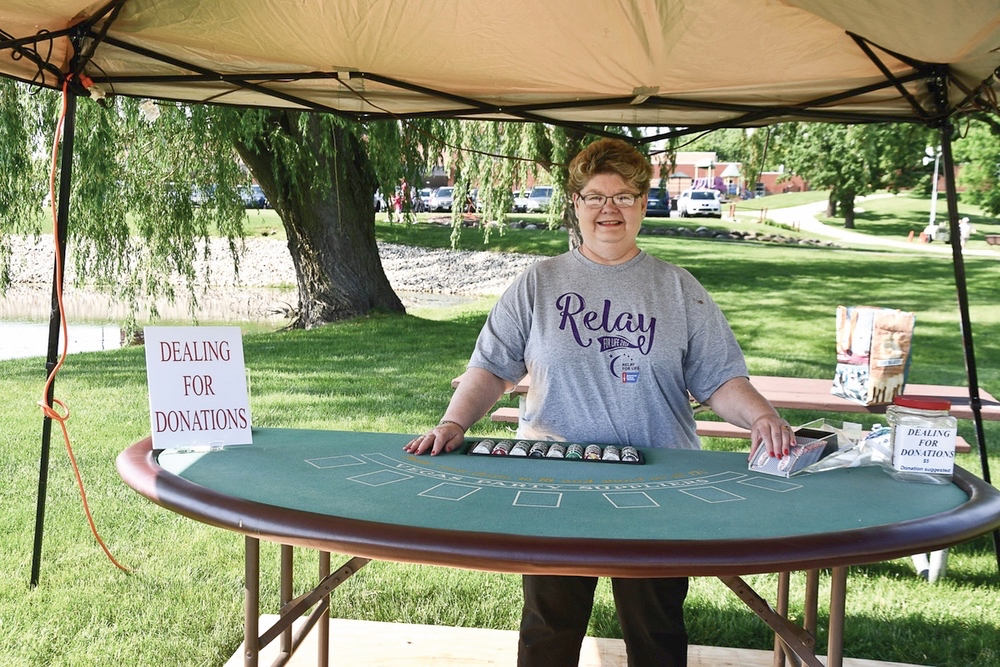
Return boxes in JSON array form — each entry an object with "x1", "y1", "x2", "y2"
[{"x1": 891, "y1": 425, "x2": 958, "y2": 476}]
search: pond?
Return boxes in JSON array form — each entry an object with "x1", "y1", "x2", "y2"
[
  {"x1": 0, "y1": 284, "x2": 296, "y2": 361},
  {"x1": 0, "y1": 285, "x2": 476, "y2": 361}
]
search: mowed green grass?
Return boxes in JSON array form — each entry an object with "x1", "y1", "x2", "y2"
[{"x1": 2, "y1": 199, "x2": 1000, "y2": 666}]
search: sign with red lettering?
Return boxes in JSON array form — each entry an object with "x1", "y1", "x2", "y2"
[{"x1": 144, "y1": 326, "x2": 252, "y2": 450}]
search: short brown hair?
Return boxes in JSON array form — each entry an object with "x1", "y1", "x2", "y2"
[{"x1": 567, "y1": 138, "x2": 652, "y2": 196}]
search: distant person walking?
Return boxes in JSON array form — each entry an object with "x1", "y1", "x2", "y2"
[{"x1": 960, "y1": 217, "x2": 974, "y2": 248}]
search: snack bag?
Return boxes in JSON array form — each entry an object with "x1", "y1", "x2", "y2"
[{"x1": 832, "y1": 306, "x2": 915, "y2": 405}]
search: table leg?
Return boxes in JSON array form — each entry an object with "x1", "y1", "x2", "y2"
[
  {"x1": 319, "y1": 552, "x2": 330, "y2": 667},
  {"x1": 280, "y1": 545, "x2": 293, "y2": 659},
  {"x1": 827, "y1": 566, "x2": 848, "y2": 667},
  {"x1": 803, "y1": 570, "x2": 819, "y2": 639},
  {"x1": 772, "y1": 572, "x2": 789, "y2": 667},
  {"x1": 720, "y1": 575, "x2": 821, "y2": 667},
  {"x1": 245, "y1": 536, "x2": 260, "y2": 667}
]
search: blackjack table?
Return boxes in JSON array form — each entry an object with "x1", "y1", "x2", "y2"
[{"x1": 117, "y1": 427, "x2": 1000, "y2": 667}]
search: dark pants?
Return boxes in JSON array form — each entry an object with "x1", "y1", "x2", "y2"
[{"x1": 517, "y1": 575, "x2": 689, "y2": 667}]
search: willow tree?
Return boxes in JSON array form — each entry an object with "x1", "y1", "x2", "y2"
[
  {"x1": 0, "y1": 79, "x2": 623, "y2": 328},
  {"x1": 0, "y1": 82, "x2": 438, "y2": 328}
]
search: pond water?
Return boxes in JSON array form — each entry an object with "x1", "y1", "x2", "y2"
[
  {"x1": 0, "y1": 286, "x2": 476, "y2": 361},
  {"x1": 0, "y1": 284, "x2": 297, "y2": 361},
  {"x1": 0, "y1": 321, "x2": 122, "y2": 360}
]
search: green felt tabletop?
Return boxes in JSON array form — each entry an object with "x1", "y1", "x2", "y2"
[{"x1": 154, "y1": 428, "x2": 970, "y2": 543}]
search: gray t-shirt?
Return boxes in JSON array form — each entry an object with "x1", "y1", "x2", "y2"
[{"x1": 468, "y1": 249, "x2": 748, "y2": 449}]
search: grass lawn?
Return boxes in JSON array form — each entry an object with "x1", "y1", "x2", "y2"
[{"x1": 3, "y1": 198, "x2": 1000, "y2": 666}]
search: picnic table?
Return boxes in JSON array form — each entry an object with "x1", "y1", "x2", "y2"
[{"x1": 450, "y1": 373, "x2": 999, "y2": 453}]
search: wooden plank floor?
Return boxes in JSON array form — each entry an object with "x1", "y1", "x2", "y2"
[{"x1": 225, "y1": 617, "x2": 932, "y2": 667}]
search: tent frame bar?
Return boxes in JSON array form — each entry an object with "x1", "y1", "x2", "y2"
[{"x1": 849, "y1": 33, "x2": 931, "y2": 119}]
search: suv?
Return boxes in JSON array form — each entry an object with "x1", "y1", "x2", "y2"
[
  {"x1": 677, "y1": 189, "x2": 721, "y2": 218},
  {"x1": 429, "y1": 187, "x2": 454, "y2": 212},
  {"x1": 525, "y1": 185, "x2": 554, "y2": 213},
  {"x1": 645, "y1": 187, "x2": 671, "y2": 217}
]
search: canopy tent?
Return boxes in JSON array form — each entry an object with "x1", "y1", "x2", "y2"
[
  {"x1": 3, "y1": 0, "x2": 1000, "y2": 584},
  {"x1": 1, "y1": 0, "x2": 999, "y2": 132}
]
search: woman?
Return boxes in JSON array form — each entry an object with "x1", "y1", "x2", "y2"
[{"x1": 406, "y1": 138, "x2": 793, "y2": 667}]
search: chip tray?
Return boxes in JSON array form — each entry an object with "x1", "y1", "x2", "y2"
[{"x1": 465, "y1": 438, "x2": 645, "y2": 464}]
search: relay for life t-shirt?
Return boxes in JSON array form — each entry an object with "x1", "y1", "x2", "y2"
[{"x1": 468, "y1": 249, "x2": 748, "y2": 449}]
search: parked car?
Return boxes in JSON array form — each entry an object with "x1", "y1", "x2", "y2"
[
  {"x1": 512, "y1": 188, "x2": 531, "y2": 213},
  {"x1": 676, "y1": 188, "x2": 721, "y2": 218},
  {"x1": 418, "y1": 188, "x2": 433, "y2": 210},
  {"x1": 189, "y1": 185, "x2": 216, "y2": 206},
  {"x1": 239, "y1": 184, "x2": 269, "y2": 208},
  {"x1": 525, "y1": 185, "x2": 554, "y2": 213},
  {"x1": 645, "y1": 188, "x2": 672, "y2": 217},
  {"x1": 429, "y1": 186, "x2": 454, "y2": 212}
]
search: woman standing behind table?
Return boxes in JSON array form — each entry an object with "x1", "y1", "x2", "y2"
[{"x1": 405, "y1": 138, "x2": 793, "y2": 667}]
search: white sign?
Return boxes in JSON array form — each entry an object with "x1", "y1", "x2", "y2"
[
  {"x1": 891, "y1": 425, "x2": 957, "y2": 476},
  {"x1": 144, "y1": 326, "x2": 252, "y2": 450}
]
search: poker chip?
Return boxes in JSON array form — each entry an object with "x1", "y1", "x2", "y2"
[
  {"x1": 491, "y1": 440, "x2": 513, "y2": 455},
  {"x1": 545, "y1": 443, "x2": 566, "y2": 458},
  {"x1": 471, "y1": 440, "x2": 493, "y2": 455},
  {"x1": 510, "y1": 441, "x2": 531, "y2": 456}
]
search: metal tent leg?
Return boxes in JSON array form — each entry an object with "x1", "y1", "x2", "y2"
[
  {"x1": 939, "y1": 123, "x2": 1000, "y2": 575},
  {"x1": 30, "y1": 91, "x2": 77, "y2": 588}
]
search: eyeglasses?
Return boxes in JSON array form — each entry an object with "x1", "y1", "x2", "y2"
[{"x1": 577, "y1": 192, "x2": 640, "y2": 209}]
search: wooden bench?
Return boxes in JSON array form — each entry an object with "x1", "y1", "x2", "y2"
[{"x1": 488, "y1": 408, "x2": 970, "y2": 451}]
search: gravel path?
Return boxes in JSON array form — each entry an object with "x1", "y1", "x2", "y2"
[
  {"x1": 5, "y1": 235, "x2": 542, "y2": 294},
  {"x1": 3, "y1": 236, "x2": 543, "y2": 320}
]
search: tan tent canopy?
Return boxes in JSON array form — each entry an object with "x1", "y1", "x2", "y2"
[{"x1": 2, "y1": 0, "x2": 999, "y2": 138}]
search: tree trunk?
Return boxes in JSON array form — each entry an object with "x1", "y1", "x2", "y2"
[
  {"x1": 233, "y1": 112, "x2": 404, "y2": 328},
  {"x1": 563, "y1": 204, "x2": 582, "y2": 249},
  {"x1": 553, "y1": 130, "x2": 587, "y2": 251},
  {"x1": 840, "y1": 190, "x2": 856, "y2": 229},
  {"x1": 826, "y1": 191, "x2": 838, "y2": 218}
]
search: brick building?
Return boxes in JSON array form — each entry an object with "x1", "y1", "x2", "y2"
[{"x1": 652, "y1": 151, "x2": 809, "y2": 198}]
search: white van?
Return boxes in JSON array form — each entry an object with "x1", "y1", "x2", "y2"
[{"x1": 677, "y1": 189, "x2": 722, "y2": 218}]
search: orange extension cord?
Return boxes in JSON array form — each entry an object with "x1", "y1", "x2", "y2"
[{"x1": 38, "y1": 76, "x2": 129, "y2": 573}]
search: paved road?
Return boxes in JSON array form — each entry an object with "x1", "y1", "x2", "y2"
[{"x1": 756, "y1": 194, "x2": 998, "y2": 258}]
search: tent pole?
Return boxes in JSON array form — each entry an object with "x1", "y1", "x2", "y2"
[
  {"x1": 30, "y1": 91, "x2": 77, "y2": 588},
  {"x1": 938, "y1": 122, "x2": 1000, "y2": 574}
]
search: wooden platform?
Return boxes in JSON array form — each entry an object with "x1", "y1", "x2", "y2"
[{"x1": 226, "y1": 617, "x2": 932, "y2": 667}]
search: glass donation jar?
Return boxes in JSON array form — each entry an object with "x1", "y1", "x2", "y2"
[{"x1": 886, "y1": 396, "x2": 958, "y2": 484}]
